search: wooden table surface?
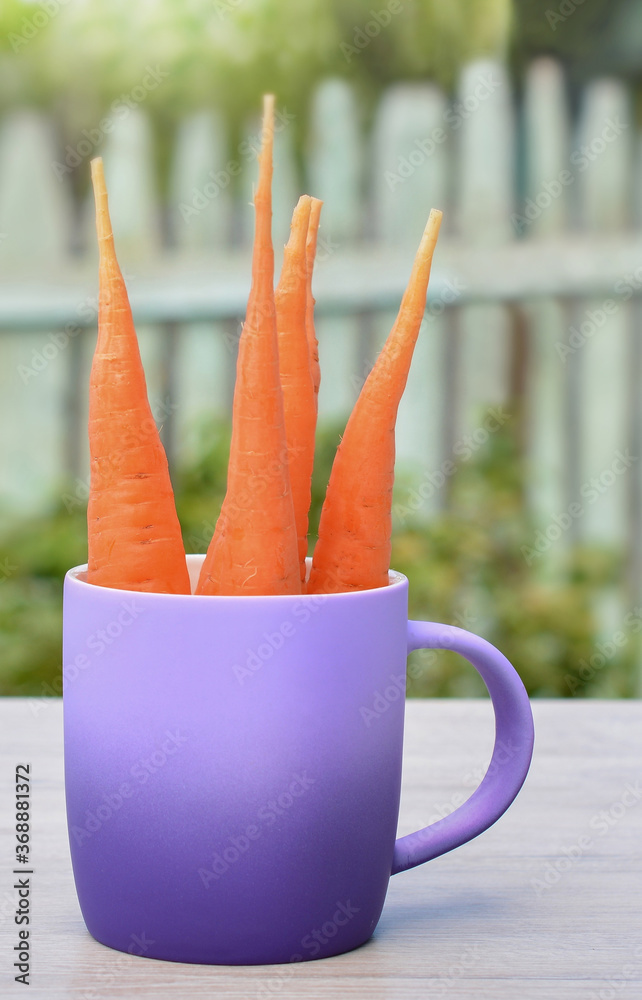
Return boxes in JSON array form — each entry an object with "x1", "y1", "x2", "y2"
[{"x1": 1, "y1": 698, "x2": 640, "y2": 999}]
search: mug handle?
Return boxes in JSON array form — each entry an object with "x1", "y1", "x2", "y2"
[{"x1": 392, "y1": 621, "x2": 535, "y2": 875}]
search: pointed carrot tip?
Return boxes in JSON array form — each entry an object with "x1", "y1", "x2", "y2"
[
  {"x1": 280, "y1": 196, "x2": 312, "y2": 262},
  {"x1": 306, "y1": 199, "x2": 323, "y2": 248},
  {"x1": 255, "y1": 94, "x2": 276, "y2": 213},
  {"x1": 90, "y1": 156, "x2": 112, "y2": 244},
  {"x1": 261, "y1": 94, "x2": 275, "y2": 148},
  {"x1": 425, "y1": 208, "x2": 443, "y2": 237},
  {"x1": 419, "y1": 209, "x2": 443, "y2": 257},
  {"x1": 90, "y1": 156, "x2": 104, "y2": 188}
]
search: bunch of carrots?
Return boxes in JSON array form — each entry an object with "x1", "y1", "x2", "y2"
[{"x1": 86, "y1": 95, "x2": 442, "y2": 597}]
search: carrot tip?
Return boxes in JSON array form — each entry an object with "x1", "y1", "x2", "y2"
[
  {"x1": 90, "y1": 157, "x2": 113, "y2": 244},
  {"x1": 261, "y1": 94, "x2": 275, "y2": 148},
  {"x1": 423, "y1": 208, "x2": 443, "y2": 242},
  {"x1": 90, "y1": 157, "x2": 104, "y2": 191}
]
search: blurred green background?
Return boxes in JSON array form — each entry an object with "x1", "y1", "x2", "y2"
[{"x1": 1, "y1": 0, "x2": 641, "y2": 698}]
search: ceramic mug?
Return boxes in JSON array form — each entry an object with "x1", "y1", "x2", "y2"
[{"x1": 63, "y1": 554, "x2": 534, "y2": 966}]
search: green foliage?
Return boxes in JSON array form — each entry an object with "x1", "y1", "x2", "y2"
[
  {"x1": 391, "y1": 419, "x2": 634, "y2": 697},
  {"x1": 511, "y1": 0, "x2": 618, "y2": 84},
  {"x1": 333, "y1": 0, "x2": 510, "y2": 91},
  {"x1": 174, "y1": 419, "x2": 231, "y2": 555},
  {"x1": 0, "y1": 501, "x2": 87, "y2": 695},
  {"x1": 0, "y1": 0, "x2": 511, "y2": 156},
  {"x1": 0, "y1": 411, "x2": 636, "y2": 698}
]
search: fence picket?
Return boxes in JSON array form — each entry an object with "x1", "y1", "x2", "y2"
[
  {"x1": 523, "y1": 59, "x2": 570, "y2": 539},
  {"x1": 307, "y1": 78, "x2": 363, "y2": 242},
  {"x1": 455, "y1": 60, "x2": 514, "y2": 445},
  {"x1": 574, "y1": 78, "x2": 634, "y2": 692},
  {"x1": 307, "y1": 80, "x2": 363, "y2": 421},
  {"x1": 169, "y1": 111, "x2": 234, "y2": 463},
  {"x1": 170, "y1": 110, "x2": 231, "y2": 250},
  {"x1": 85, "y1": 109, "x2": 161, "y2": 260},
  {"x1": 575, "y1": 79, "x2": 632, "y2": 548},
  {"x1": 0, "y1": 111, "x2": 73, "y2": 268},
  {"x1": 0, "y1": 112, "x2": 74, "y2": 511}
]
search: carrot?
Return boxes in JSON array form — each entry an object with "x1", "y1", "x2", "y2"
[
  {"x1": 304, "y1": 198, "x2": 323, "y2": 407},
  {"x1": 307, "y1": 208, "x2": 443, "y2": 594},
  {"x1": 275, "y1": 195, "x2": 316, "y2": 582},
  {"x1": 196, "y1": 95, "x2": 301, "y2": 596},
  {"x1": 87, "y1": 157, "x2": 190, "y2": 595}
]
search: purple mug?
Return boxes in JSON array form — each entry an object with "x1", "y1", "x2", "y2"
[{"x1": 63, "y1": 554, "x2": 534, "y2": 966}]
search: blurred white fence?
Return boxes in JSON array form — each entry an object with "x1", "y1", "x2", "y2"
[{"x1": 1, "y1": 57, "x2": 642, "y2": 608}]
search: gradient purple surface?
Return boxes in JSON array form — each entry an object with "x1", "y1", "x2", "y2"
[{"x1": 63, "y1": 555, "x2": 534, "y2": 965}]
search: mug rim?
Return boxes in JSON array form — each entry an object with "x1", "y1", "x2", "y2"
[{"x1": 65, "y1": 554, "x2": 408, "y2": 601}]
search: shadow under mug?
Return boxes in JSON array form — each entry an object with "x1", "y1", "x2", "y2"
[{"x1": 63, "y1": 554, "x2": 534, "y2": 966}]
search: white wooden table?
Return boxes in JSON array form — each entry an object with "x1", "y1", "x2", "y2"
[{"x1": 1, "y1": 698, "x2": 640, "y2": 999}]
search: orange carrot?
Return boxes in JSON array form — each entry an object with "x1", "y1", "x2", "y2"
[
  {"x1": 307, "y1": 208, "x2": 443, "y2": 594},
  {"x1": 87, "y1": 157, "x2": 190, "y2": 595},
  {"x1": 275, "y1": 195, "x2": 316, "y2": 582},
  {"x1": 196, "y1": 95, "x2": 301, "y2": 596},
  {"x1": 304, "y1": 198, "x2": 323, "y2": 407}
]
